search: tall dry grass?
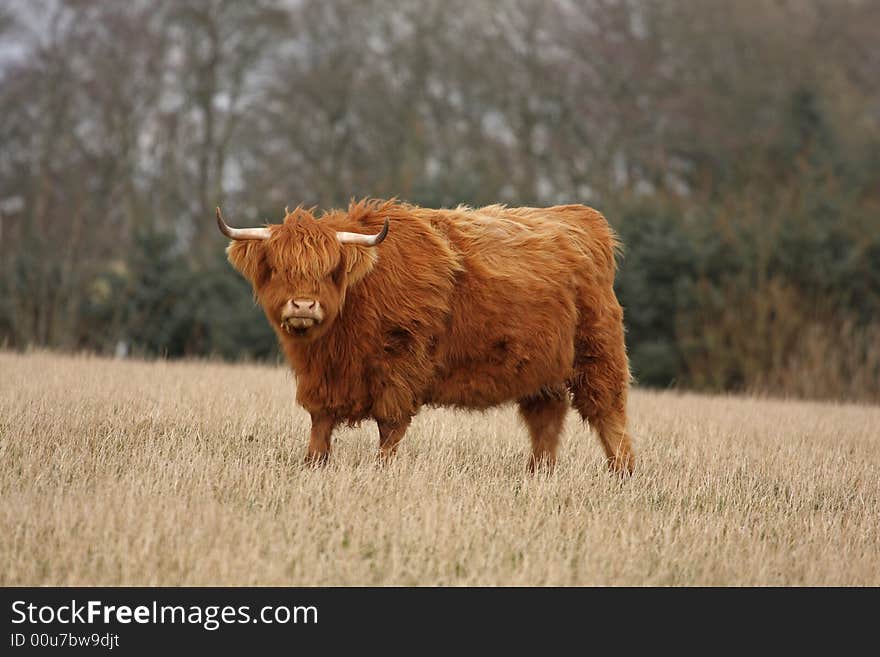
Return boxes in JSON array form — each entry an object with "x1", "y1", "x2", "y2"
[
  {"x1": 756, "y1": 320, "x2": 880, "y2": 402},
  {"x1": 680, "y1": 277, "x2": 880, "y2": 402},
  {"x1": 1, "y1": 350, "x2": 878, "y2": 585}
]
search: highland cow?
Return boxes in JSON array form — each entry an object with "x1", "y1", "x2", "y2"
[{"x1": 217, "y1": 199, "x2": 634, "y2": 474}]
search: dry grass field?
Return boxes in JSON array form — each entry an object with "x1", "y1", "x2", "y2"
[{"x1": 1, "y1": 350, "x2": 878, "y2": 586}]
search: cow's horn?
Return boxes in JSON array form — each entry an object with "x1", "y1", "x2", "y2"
[
  {"x1": 216, "y1": 207, "x2": 272, "y2": 240},
  {"x1": 336, "y1": 218, "x2": 389, "y2": 246}
]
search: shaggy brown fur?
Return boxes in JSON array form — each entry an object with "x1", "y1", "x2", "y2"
[{"x1": 225, "y1": 199, "x2": 634, "y2": 474}]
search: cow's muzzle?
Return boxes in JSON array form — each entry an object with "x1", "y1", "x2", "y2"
[{"x1": 280, "y1": 299, "x2": 324, "y2": 336}]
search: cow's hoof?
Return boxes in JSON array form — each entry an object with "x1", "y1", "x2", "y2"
[
  {"x1": 303, "y1": 452, "x2": 330, "y2": 467},
  {"x1": 527, "y1": 454, "x2": 556, "y2": 474},
  {"x1": 607, "y1": 452, "x2": 634, "y2": 477}
]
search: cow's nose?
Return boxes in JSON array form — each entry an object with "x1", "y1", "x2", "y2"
[
  {"x1": 282, "y1": 300, "x2": 320, "y2": 320},
  {"x1": 292, "y1": 299, "x2": 317, "y2": 311}
]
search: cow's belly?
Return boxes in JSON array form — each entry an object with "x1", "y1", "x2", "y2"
[
  {"x1": 424, "y1": 338, "x2": 574, "y2": 409},
  {"x1": 424, "y1": 374, "x2": 549, "y2": 409}
]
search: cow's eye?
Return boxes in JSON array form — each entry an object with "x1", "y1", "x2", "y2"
[{"x1": 330, "y1": 263, "x2": 346, "y2": 286}]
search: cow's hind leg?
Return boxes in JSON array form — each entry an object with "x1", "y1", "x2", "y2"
[
  {"x1": 569, "y1": 304, "x2": 635, "y2": 475},
  {"x1": 518, "y1": 385, "x2": 569, "y2": 473}
]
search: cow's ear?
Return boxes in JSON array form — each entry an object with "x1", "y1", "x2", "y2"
[
  {"x1": 339, "y1": 244, "x2": 378, "y2": 286},
  {"x1": 226, "y1": 240, "x2": 269, "y2": 287}
]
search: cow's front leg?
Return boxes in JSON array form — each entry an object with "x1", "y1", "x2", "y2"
[
  {"x1": 304, "y1": 412, "x2": 335, "y2": 465},
  {"x1": 376, "y1": 416, "x2": 412, "y2": 462}
]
